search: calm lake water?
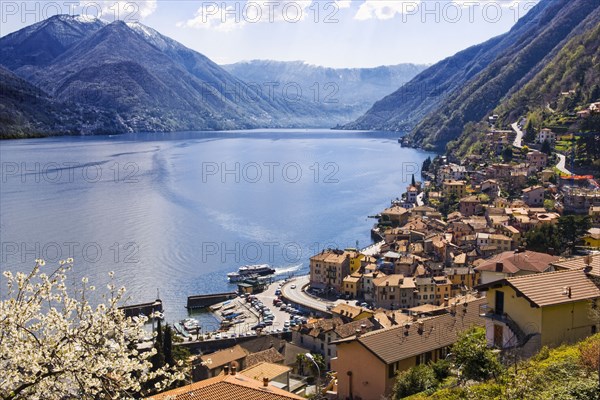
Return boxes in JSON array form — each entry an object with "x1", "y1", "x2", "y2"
[{"x1": 0, "y1": 129, "x2": 433, "y2": 324}]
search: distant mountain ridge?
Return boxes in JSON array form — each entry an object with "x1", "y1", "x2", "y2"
[
  {"x1": 345, "y1": 0, "x2": 600, "y2": 150},
  {"x1": 223, "y1": 60, "x2": 427, "y2": 121}
]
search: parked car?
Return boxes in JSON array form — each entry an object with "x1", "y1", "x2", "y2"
[
  {"x1": 251, "y1": 323, "x2": 266, "y2": 331},
  {"x1": 290, "y1": 284, "x2": 296, "y2": 289},
  {"x1": 275, "y1": 289, "x2": 282, "y2": 295},
  {"x1": 279, "y1": 304, "x2": 287, "y2": 310},
  {"x1": 263, "y1": 320, "x2": 273, "y2": 326}
]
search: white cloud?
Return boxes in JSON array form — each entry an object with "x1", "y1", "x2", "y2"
[
  {"x1": 177, "y1": 0, "x2": 317, "y2": 31},
  {"x1": 335, "y1": 0, "x2": 352, "y2": 9},
  {"x1": 354, "y1": 0, "x2": 422, "y2": 21}
]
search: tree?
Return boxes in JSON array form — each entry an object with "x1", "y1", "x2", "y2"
[
  {"x1": 392, "y1": 364, "x2": 437, "y2": 399},
  {"x1": 0, "y1": 260, "x2": 183, "y2": 399},
  {"x1": 524, "y1": 120, "x2": 536, "y2": 144},
  {"x1": 525, "y1": 223, "x2": 562, "y2": 254},
  {"x1": 451, "y1": 326, "x2": 503, "y2": 382},
  {"x1": 502, "y1": 146, "x2": 513, "y2": 162},
  {"x1": 422, "y1": 157, "x2": 432, "y2": 173},
  {"x1": 541, "y1": 139, "x2": 552, "y2": 155},
  {"x1": 559, "y1": 215, "x2": 592, "y2": 250},
  {"x1": 163, "y1": 325, "x2": 175, "y2": 367}
]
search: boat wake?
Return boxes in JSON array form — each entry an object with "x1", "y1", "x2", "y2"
[{"x1": 273, "y1": 263, "x2": 303, "y2": 276}]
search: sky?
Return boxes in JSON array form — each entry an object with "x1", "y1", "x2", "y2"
[{"x1": 0, "y1": 0, "x2": 540, "y2": 68}]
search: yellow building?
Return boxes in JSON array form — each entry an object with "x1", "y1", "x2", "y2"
[
  {"x1": 442, "y1": 180, "x2": 467, "y2": 198},
  {"x1": 342, "y1": 273, "x2": 361, "y2": 298},
  {"x1": 582, "y1": 228, "x2": 600, "y2": 248},
  {"x1": 478, "y1": 269, "x2": 600, "y2": 354},
  {"x1": 446, "y1": 267, "x2": 480, "y2": 289},
  {"x1": 347, "y1": 250, "x2": 365, "y2": 274},
  {"x1": 331, "y1": 299, "x2": 485, "y2": 400}
]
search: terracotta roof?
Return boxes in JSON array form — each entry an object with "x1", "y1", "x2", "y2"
[
  {"x1": 240, "y1": 362, "x2": 291, "y2": 382},
  {"x1": 245, "y1": 348, "x2": 285, "y2": 367},
  {"x1": 373, "y1": 274, "x2": 405, "y2": 287},
  {"x1": 335, "y1": 298, "x2": 485, "y2": 365},
  {"x1": 382, "y1": 206, "x2": 409, "y2": 216},
  {"x1": 489, "y1": 269, "x2": 600, "y2": 308},
  {"x1": 552, "y1": 255, "x2": 600, "y2": 277},
  {"x1": 331, "y1": 303, "x2": 371, "y2": 319},
  {"x1": 475, "y1": 251, "x2": 559, "y2": 274},
  {"x1": 200, "y1": 345, "x2": 248, "y2": 369},
  {"x1": 334, "y1": 319, "x2": 375, "y2": 338},
  {"x1": 146, "y1": 372, "x2": 302, "y2": 400}
]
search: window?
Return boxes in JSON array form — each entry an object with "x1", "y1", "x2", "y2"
[
  {"x1": 328, "y1": 349, "x2": 331, "y2": 356},
  {"x1": 430, "y1": 294, "x2": 435, "y2": 299},
  {"x1": 321, "y1": 343, "x2": 324, "y2": 350}
]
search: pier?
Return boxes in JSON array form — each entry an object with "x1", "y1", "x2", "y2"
[
  {"x1": 186, "y1": 292, "x2": 238, "y2": 310},
  {"x1": 120, "y1": 299, "x2": 163, "y2": 318}
]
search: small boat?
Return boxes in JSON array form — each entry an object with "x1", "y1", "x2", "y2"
[
  {"x1": 173, "y1": 323, "x2": 191, "y2": 338},
  {"x1": 209, "y1": 304, "x2": 222, "y2": 311},
  {"x1": 222, "y1": 303, "x2": 236, "y2": 311}
]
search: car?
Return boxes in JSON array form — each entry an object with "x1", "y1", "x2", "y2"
[
  {"x1": 360, "y1": 302, "x2": 369, "y2": 308},
  {"x1": 355, "y1": 300, "x2": 362, "y2": 306},
  {"x1": 279, "y1": 304, "x2": 287, "y2": 310},
  {"x1": 263, "y1": 320, "x2": 273, "y2": 326},
  {"x1": 214, "y1": 333, "x2": 222, "y2": 340},
  {"x1": 275, "y1": 289, "x2": 281, "y2": 295},
  {"x1": 284, "y1": 321, "x2": 290, "y2": 327},
  {"x1": 251, "y1": 323, "x2": 266, "y2": 330},
  {"x1": 290, "y1": 284, "x2": 296, "y2": 289}
]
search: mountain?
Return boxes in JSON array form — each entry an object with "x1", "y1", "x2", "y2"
[
  {"x1": 223, "y1": 60, "x2": 427, "y2": 122},
  {"x1": 0, "y1": 15, "x2": 379, "y2": 136},
  {"x1": 0, "y1": 65, "x2": 125, "y2": 138},
  {"x1": 346, "y1": 0, "x2": 600, "y2": 150}
]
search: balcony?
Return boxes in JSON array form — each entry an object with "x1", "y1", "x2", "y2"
[{"x1": 479, "y1": 304, "x2": 528, "y2": 347}]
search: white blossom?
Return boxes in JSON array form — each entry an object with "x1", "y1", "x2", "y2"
[{"x1": 0, "y1": 262, "x2": 182, "y2": 399}]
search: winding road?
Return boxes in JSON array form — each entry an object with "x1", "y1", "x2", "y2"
[
  {"x1": 556, "y1": 153, "x2": 572, "y2": 175},
  {"x1": 281, "y1": 275, "x2": 333, "y2": 313},
  {"x1": 511, "y1": 122, "x2": 524, "y2": 149}
]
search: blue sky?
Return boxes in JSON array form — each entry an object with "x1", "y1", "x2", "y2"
[{"x1": 1, "y1": 0, "x2": 540, "y2": 67}]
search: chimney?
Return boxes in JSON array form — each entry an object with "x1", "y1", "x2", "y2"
[
  {"x1": 231, "y1": 365, "x2": 236, "y2": 375},
  {"x1": 263, "y1": 377, "x2": 269, "y2": 387},
  {"x1": 355, "y1": 328, "x2": 362, "y2": 338},
  {"x1": 443, "y1": 297, "x2": 449, "y2": 307},
  {"x1": 361, "y1": 324, "x2": 367, "y2": 333},
  {"x1": 223, "y1": 365, "x2": 229, "y2": 375}
]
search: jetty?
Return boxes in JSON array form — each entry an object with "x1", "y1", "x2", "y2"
[
  {"x1": 186, "y1": 292, "x2": 238, "y2": 310},
  {"x1": 119, "y1": 299, "x2": 163, "y2": 318}
]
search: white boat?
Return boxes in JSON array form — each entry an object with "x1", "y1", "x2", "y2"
[{"x1": 227, "y1": 264, "x2": 276, "y2": 282}]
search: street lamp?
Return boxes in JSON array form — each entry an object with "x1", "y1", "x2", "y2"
[{"x1": 305, "y1": 352, "x2": 321, "y2": 398}]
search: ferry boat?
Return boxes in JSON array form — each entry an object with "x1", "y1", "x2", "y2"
[{"x1": 227, "y1": 264, "x2": 275, "y2": 282}]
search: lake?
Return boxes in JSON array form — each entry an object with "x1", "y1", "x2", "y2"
[{"x1": 0, "y1": 129, "x2": 434, "y2": 324}]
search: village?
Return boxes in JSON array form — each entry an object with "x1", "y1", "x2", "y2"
[{"x1": 142, "y1": 101, "x2": 600, "y2": 400}]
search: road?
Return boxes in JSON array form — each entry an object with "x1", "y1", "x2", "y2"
[
  {"x1": 281, "y1": 275, "x2": 333, "y2": 313},
  {"x1": 511, "y1": 122, "x2": 523, "y2": 148},
  {"x1": 556, "y1": 153, "x2": 572, "y2": 175}
]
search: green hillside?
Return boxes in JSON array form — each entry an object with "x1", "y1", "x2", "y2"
[{"x1": 398, "y1": 332, "x2": 600, "y2": 400}]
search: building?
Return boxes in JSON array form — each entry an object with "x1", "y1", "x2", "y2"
[
  {"x1": 476, "y1": 233, "x2": 513, "y2": 252},
  {"x1": 342, "y1": 274, "x2": 361, "y2": 298},
  {"x1": 446, "y1": 267, "x2": 480, "y2": 289},
  {"x1": 291, "y1": 317, "x2": 375, "y2": 368},
  {"x1": 442, "y1": 180, "x2": 467, "y2": 198},
  {"x1": 193, "y1": 345, "x2": 248, "y2": 381},
  {"x1": 373, "y1": 274, "x2": 417, "y2": 310},
  {"x1": 475, "y1": 250, "x2": 559, "y2": 284},
  {"x1": 562, "y1": 187, "x2": 600, "y2": 214},
  {"x1": 526, "y1": 150, "x2": 548, "y2": 170},
  {"x1": 522, "y1": 185, "x2": 545, "y2": 207},
  {"x1": 331, "y1": 298, "x2": 485, "y2": 400},
  {"x1": 589, "y1": 206, "x2": 600, "y2": 227},
  {"x1": 481, "y1": 179, "x2": 500, "y2": 199},
  {"x1": 148, "y1": 365, "x2": 303, "y2": 400},
  {"x1": 537, "y1": 128, "x2": 556, "y2": 144},
  {"x1": 415, "y1": 277, "x2": 437, "y2": 306},
  {"x1": 581, "y1": 228, "x2": 600, "y2": 248},
  {"x1": 380, "y1": 205, "x2": 410, "y2": 226},
  {"x1": 459, "y1": 195, "x2": 482, "y2": 217},
  {"x1": 348, "y1": 250, "x2": 365, "y2": 274},
  {"x1": 309, "y1": 249, "x2": 350, "y2": 294},
  {"x1": 477, "y1": 269, "x2": 600, "y2": 355},
  {"x1": 406, "y1": 185, "x2": 420, "y2": 204},
  {"x1": 239, "y1": 362, "x2": 293, "y2": 392},
  {"x1": 331, "y1": 303, "x2": 374, "y2": 322}
]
